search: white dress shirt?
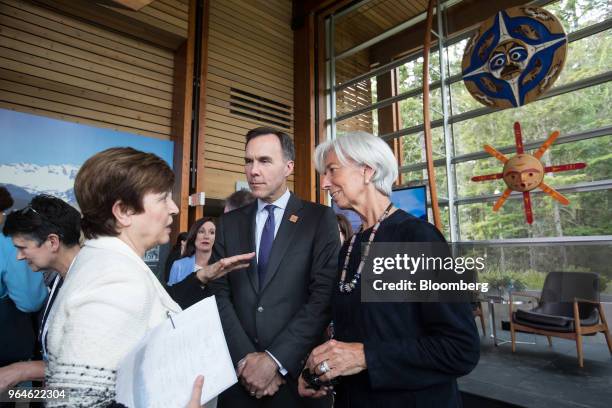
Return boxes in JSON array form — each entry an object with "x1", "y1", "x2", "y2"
[{"x1": 255, "y1": 188, "x2": 290, "y2": 263}]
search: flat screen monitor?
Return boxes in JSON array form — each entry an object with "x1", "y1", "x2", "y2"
[
  {"x1": 391, "y1": 185, "x2": 428, "y2": 221},
  {"x1": 331, "y1": 185, "x2": 428, "y2": 232}
]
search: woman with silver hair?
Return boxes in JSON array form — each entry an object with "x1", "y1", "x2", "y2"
[{"x1": 298, "y1": 132, "x2": 479, "y2": 407}]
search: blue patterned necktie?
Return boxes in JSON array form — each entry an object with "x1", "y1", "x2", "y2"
[{"x1": 258, "y1": 204, "x2": 276, "y2": 287}]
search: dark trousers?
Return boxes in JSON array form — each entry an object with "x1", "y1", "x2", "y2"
[{"x1": 0, "y1": 296, "x2": 37, "y2": 366}]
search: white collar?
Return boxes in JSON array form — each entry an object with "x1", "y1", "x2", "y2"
[
  {"x1": 65, "y1": 253, "x2": 78, "y2": 276},
  {"x1": 83, "y1": 236, "x2": 181, "y2": 312},
  {"x1": 84, "y1": 236, "x2": 149, "y2": 269},
  {"x1": 257, "y1": 188, "x2": 291, "y2": 213}
]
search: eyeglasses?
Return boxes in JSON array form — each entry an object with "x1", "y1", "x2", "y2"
[
  {"x1": 14, "y1": 194, "x2": 63, "y2": 218},
  {"x1": 13, "y1": 203, "x2": 64, "y2": 238},
  {"x1": 17, "y1": 205, "x2": 42, "y2": 217}
]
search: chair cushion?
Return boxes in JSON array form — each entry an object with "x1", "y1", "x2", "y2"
[{"x1": 513, "y1": 306, "x2": 599, "y2": 333}]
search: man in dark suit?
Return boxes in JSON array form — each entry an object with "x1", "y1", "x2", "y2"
[{"x1": 170, "y1": 127, "x2": 338, "y2": 407}]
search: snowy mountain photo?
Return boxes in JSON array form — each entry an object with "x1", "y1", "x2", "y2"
[
  {"x1": 0, "y1": 108, "x2": 173, "y2": 212},
  {"x1": 0, "y1": 163, "x2": 80, "y2": 208}
]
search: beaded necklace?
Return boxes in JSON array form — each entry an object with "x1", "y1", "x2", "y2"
[{"x1": 338, "y1": 203, "x2": 394, "y2": 293}]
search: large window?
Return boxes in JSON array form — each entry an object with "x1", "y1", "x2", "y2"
[{"x1": 326, "y1": 0, "x2": 612, "y2": 242}]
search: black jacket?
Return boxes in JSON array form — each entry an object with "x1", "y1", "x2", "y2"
[
  {"x1": 332, "y1": 211, "x2": 480, "y2": 408},
  {"x1": 169, "y1": 193, "x2": 339, "y2": 408}
]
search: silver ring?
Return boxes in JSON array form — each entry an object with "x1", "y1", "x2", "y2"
[
  {"x1": 319, "y1": 360, "x2": 330, "y2": 374},
  {"x1": 250, "y1": 391, "x2": 256, "y2": 396}
]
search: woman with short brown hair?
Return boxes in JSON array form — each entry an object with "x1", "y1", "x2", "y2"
[
  {"x1": 45, "y1": 147, "x2": 182, "y2": 407},
  {"x1": 75, "y1": 147, "x2": 176, "y2": 241},
  {"x1": 46, "y1": 147, "x2": 253, "y2": 407}
]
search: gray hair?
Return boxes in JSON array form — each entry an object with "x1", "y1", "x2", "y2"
[{"x1": 314, "y1": 131, "x2": 398, "y2": 196}]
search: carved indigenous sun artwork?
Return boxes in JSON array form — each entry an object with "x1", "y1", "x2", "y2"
[
  {"x1": 471, "y1": 122, "x2": 586, "y2": 224},
  {"x1": 462, "y1": 5, "x2": 568, "y2": 108}
]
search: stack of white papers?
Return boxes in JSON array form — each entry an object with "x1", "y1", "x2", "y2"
[{"x1": 116, "y1": 296, "x2": 236, "y2": 408}]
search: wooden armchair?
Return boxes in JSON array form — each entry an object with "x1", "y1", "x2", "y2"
[{"x1": 509, "y1": 272, "x2": 612, "y2": 367}]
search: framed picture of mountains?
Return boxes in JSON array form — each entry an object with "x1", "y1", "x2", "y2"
[
  {"x1": 0, "y1": 108, "x2": 174, "y2": 278},
  {"x1": 0, "y1": 108, "x2": 173, "y2": 211}
]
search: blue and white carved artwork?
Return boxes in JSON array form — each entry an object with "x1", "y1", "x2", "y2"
[{"x1": 462, "y1": 6, "x2": 567, "y2": 109}]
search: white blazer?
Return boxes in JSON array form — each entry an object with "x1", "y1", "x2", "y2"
[{"x1": 45, "y1": 236, "x2": 181, "y2": 407}]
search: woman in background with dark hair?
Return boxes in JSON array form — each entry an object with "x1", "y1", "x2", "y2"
[
  {"x1": 168, "y1": 218, "x2": 216, "y2": 286},
  {"x1": 1, "y1": 186, "x2": 48, "y2": 384},
  {"x1": 336, "y1": 214, "x2": 353, "y2": 244},
  {"x1": 1, "y1": 194, "x2": 81, "y2": 392}
]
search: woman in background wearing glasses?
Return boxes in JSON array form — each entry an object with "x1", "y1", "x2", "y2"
[
  {"x1": 0, "y1": 194, "x2": 81, "y2": 392},
  {"x1": 0, "y1": 187, "x2": 47, "y2": 376}
]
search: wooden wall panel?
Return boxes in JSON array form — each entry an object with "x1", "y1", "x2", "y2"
[
  {"x1": 293, "y1": 11, "x2": 316, "y2": 202},
  {"x1": 202, "y1": 0, "x2": 294, "y2": 200},
  {"x1": 30, "y1": 0, "x2": 187, "y2": 49},
  {"x1": 0, "y1": 0, "x2": 179, "y2": 140},
  {"x1": 334, "y1": 30, "x2": 374, "y2": 135},
  {"x1": 171, "y1": 27, "x2": 194, "y2": 233}
]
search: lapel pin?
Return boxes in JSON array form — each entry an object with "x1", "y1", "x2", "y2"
[{"x1": 289, "y1": 215, "x2": 299, "y2": 223}]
